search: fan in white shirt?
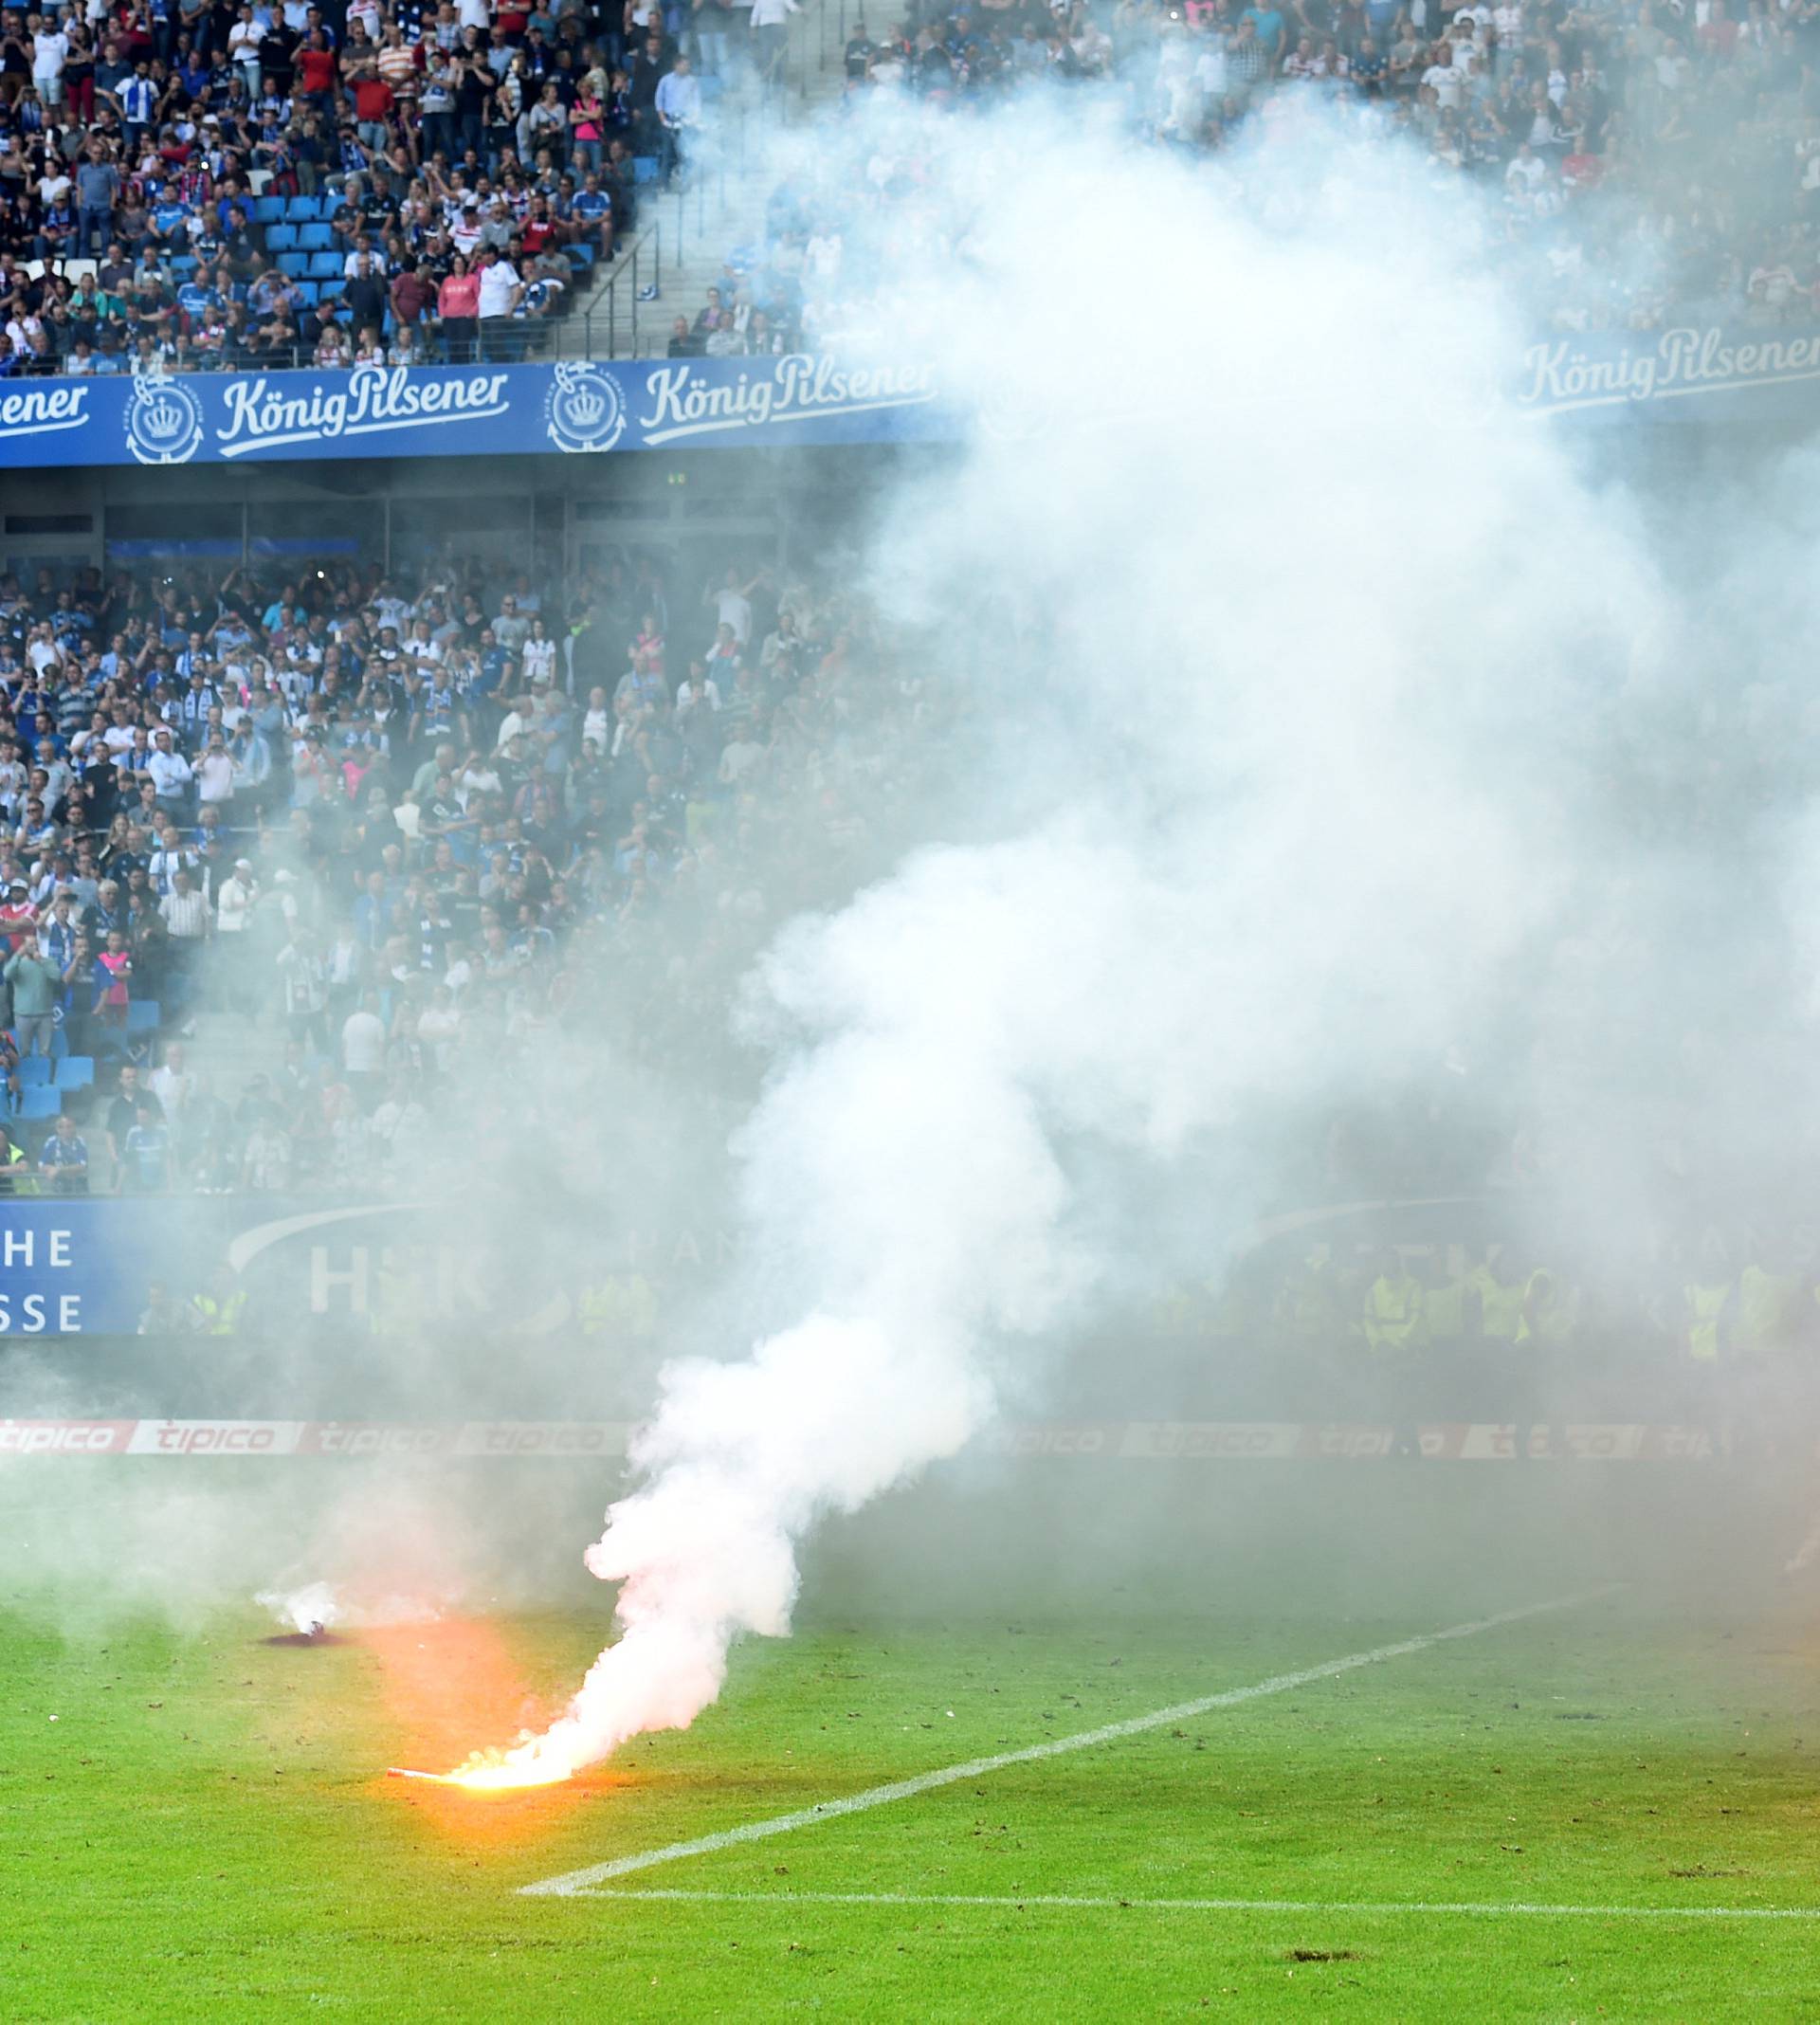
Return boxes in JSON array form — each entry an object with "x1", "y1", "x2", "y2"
[
  {"x1": 31, "y1": 28, "x2": 67, "y2": 88},
  {"x1": 1422, "y1": 55, "x2": 1463, "y2": 105},
  {"x1": 708, "y1": 566, "x2": 755, "y2": 644},
  {"x1": 520, "y1": 631, "x2": 558, "y2": 684},
  {"x1": 675, "y1": 672, "x2": 720, "y2": 718}
]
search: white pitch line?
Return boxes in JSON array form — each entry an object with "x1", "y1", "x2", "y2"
[
  {"x1": 520, "y1": 1588, "x2": 1610, "y2": 1899},
  {"x1": 575, "y1": 1888, "x2": 1820, "y2": 1923}
]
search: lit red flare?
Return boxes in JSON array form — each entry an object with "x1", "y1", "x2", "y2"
[{"x1": 386, "y1": 1758, "x2": 573, "y2": 1792}]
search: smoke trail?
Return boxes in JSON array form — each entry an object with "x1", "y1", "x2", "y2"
[
  {"x1": 257, "y1": 1581, "x2": 343, "y2": 1636},
  {"x1": 464, "y1": 98, "x2": 1674, "y2": 1779},
  {"x1": 256, "y1": 1583, "x2": 444, "y2": 1635}
]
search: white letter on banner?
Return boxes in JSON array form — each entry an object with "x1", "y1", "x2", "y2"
[
  {"x1": 310, "y1": 1245, "x2": 369, "y2": 1313},
  {"x1": 49, "y1": 1229, "x2": 70, "y2": 1267}
]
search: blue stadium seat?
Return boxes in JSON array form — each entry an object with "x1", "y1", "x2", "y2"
[
  {"x1": 264, "y1": 223, "x2": 299, "y2": 252},
  {"x1": 308, "y1": 250, "x2": 343, "y2": 278},
  {"x1": 19, "y1": 1086, "x2": 58, "y2": 1120},
  {"x1": 318, "y1": 279, "x2": 344, "y2": 304},
  {"x1": 633, "y1": 155, "x2": 659, "y2": 184},
  {"x1": 279, "y1": 252, "x2": 310, "y2": 277},
  {"x1": 285, "y1": 193, "x2": 323, "y2": 220},
  {"x1": 123, "y1": 1000, "x2": 160, "y2": 1033},
  {"x1": 253, "y1": 194, "x2": 285, "y2": 224},
  {"x1": 49, "y1": 1023, "x2": 66, "y2": 1059},
  {"x1": 297, "y1": 223, "x2": 335, "y2": 250},
  {"x1": 54, "y1": 1056, "x2": 93, "y2": 1091},
  {"x1": 17, "y1": 1055, "x2": 51, "y2": 1086},
  {"x1": 293, "y1": 279, "x2": 320, "y2": 305},
  {"x1": 170, "y1": 255, "x2": 196, "y2": 276},
  {"x1": 566, "y1": 246, "x2": 594, "y2": 269}
]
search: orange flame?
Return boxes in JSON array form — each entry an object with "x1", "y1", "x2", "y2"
[
  {"x1": 388, "y1": 1760, "x2": 573, "y2": 1793},
  {"x1": 363, "y1": 1617, "x2": 584, "y2": 1824}
]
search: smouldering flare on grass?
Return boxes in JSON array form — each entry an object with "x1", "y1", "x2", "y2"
[{"x1": 388, "y1": 1751, "x2": 573, "y2": 1792}]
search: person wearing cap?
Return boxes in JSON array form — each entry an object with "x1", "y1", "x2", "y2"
[
  {"x1": 217, "y1": 857, "x2": 257, "y2": 936},
  {"x1": 450, "y1": 202, "x2": 484, "y2": 261},
  {"x1": 0, "y1": 878, "x2": 37, "y2": 959}
]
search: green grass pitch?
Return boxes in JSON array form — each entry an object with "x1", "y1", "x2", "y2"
[{"x1": 6, "y1": 1575, "x2": 1820, "y2": 2020}]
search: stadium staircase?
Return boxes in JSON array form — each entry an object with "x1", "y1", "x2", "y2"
[{"x1": 575, "y1": 0, "x2": 854, "y2": 359}]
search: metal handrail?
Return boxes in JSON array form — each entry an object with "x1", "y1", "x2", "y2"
[{"x1": 579, "y1": 216, "x2": 663, "y2": 359}]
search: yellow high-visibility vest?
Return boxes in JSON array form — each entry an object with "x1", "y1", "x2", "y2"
[
  {"x1": 1362, "y1": 1274, "x2": 1427, "y2": 1353},
  {"x1": 1466, "y1": 1263, "x2": 1526, "y2": 1341},
  {"x1": 1684, "y1": 1281, "x2": 1733, "y2": 1362},
  {"x1": 192, "y1": 1291, "x2": 246, "y2": 1336},
  {"x1": 1738, "y1": 1265, "x2": 1799, "y2": 1358}
]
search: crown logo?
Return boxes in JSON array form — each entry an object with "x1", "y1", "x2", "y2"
[
  {"x1": 126, "y1": 372, "x2": 202, "y2": 465},
  {"x1": 141, "y1": 392, "x2": 186, "y2": 441},
  {"x1": 545, "y1": 363, "x2": 626, "y2": 455}
]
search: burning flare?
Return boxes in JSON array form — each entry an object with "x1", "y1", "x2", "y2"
[{"x1": 388, "y1": 1752, "x2": 573, "y2": 1793}]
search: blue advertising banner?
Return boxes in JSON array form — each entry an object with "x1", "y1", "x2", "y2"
[
  {"x1": 1513, "y1": 325, "x2": 1820, "y2": 424},
  {"x1": 0, "y1": 329, "x2": 1809, "y2": 471},
  {"x1": 0, "y1": 1198, "x2": 167, "y2": 1334},
  {"x1": 0, "y1": 355, "x2": 950, "y2": 470},
  {"x1": 0, "y1": 1194, "x2": 736, "y2": 1337}
]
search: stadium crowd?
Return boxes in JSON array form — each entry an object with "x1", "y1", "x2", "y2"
[
  {"x1": 0, "y1": 0, "x2": 786, "y2": 374},
  {"x1": 0, "y1": 0, "x2": 1810, "y2": 373},
  {"x1": 699, "y1": 0, "x2": 1820, "y2": 354},
  {"x1": 0, "y1": 542, "x2": 930, "y2": 1234},
  {"x1": 0, "y1": 538, "x2": 1797, "y2": 1403}
]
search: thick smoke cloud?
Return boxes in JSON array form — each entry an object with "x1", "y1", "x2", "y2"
[{"x1": 464, "y1": 95, "x2": 1718, "y2": 1779}]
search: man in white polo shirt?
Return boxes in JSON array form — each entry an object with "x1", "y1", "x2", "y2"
[{"x1": 475, "y1": 246, "x2": 521, "y2": 360}]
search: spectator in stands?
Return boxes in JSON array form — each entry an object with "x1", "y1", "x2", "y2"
[
  {"x1": 750, "y1": 0, "x2": 797, "y2": 99},
  {"x1": 0, "y1": 1119, "x2": 30, "y2": 1196},
  {"x1": 475, "y1": 244, "x2": 523, "y2": 356},
  {"x1": 118, "y1": 1100, "x2": 171, "y2": 1192},
  {"x1": 36, "y1": 1111, "x2": 87, "y2": 1193},
  {"x1": 437, "y1": 250, "x2": 481, "y2": 361},
  {"x1": 654, "y1": 52, "x2": 700, "y2": 187},
  {"x1": 95, "y1": 925, "x2": 133, "y2": 1028},
  {"x1": 3, "y1": 925, "x2": 59, "y2": 1057}
]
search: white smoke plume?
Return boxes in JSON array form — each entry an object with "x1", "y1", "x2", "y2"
[
  {"x1": 462, "y1": 98, "x2": 1682, "y2": 1780},
  {"x1": 256, "y1": 1581, "x2": 444, "y2": 1635},
  {"x1": 257, "y1": 1580, "x2": 343, "y2": 1635}
]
